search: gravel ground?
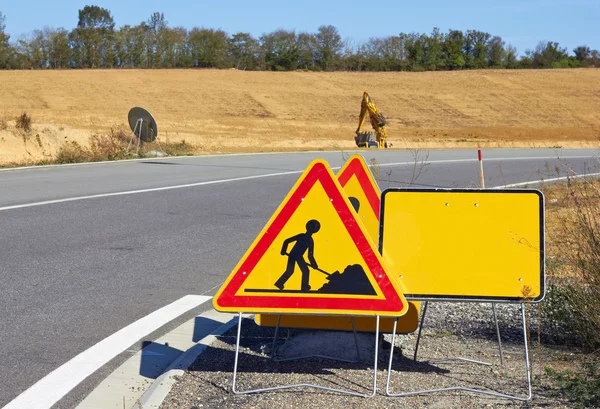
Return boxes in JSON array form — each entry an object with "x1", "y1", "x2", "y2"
[{"x1": 160, "y1": 302, "x2": 580, "y2": 409}]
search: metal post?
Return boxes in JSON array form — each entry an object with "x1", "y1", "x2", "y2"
[
  {"x1": 127, "y1": 119, "x2": 140, "y2": 152},
  {"x1": 233, "y1": 313, "x2": 380, "y2": 397},
  {"x1": 413, "y1": 301, "x2": 428, "y2": 361},
  {"x1": 414, "y1": 301, "x2": 492, "y2": 367},
  {"x1": 386, "y1": 303, "x2": 532, "y2": 400},
  {"x1": 135, "y1": 118, "x2": 143, "y2": 155},
  {"x1": 493, "y1": 303, "x2": 505, "y2": 366}
]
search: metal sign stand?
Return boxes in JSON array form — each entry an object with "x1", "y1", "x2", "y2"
[
  {"x1": 127, "y1": 118, "x2": 144, "y2": 155},
  {"x1": 385, "y1": 302, "x2": 532, "y2": 401},
  {"x1": 412, "y1": 301, "x2": 504, "y2": 365},
  {"x1": 127, "y1": 117, "x2": 163, "y2": 155},
  {"x1": 232, "y1": 313, "x2": 380, "y2": 397},
  {"x1": 270, "y1": 315, "x2": 361, "y2": 363}
]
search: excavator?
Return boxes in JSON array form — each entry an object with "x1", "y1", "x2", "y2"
[{"x1": 355, "y1": 91, "x2": 389, "y2": 148}]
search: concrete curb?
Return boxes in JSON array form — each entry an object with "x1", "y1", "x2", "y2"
[{"x1": 131, "y1": 315, "x2": 239, "y2": 409}]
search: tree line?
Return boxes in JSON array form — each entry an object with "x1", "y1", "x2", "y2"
[{"x1": 0, "y1": 6, "x2": 598, "y2": 71}]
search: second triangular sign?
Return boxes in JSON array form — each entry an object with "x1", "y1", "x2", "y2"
[{"x1": 213, "y1": 159, "x2": 408, "y2": 317}]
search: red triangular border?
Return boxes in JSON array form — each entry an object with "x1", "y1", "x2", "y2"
[
  {"x1": 337, "y1": 156, "x2": 381, "y2": 220},
  {"x1": 215, "y1": 161, "x2": 405, "y2": 315}
]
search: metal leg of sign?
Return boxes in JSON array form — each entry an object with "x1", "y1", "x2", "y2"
[
  {"x1": 233, "y1": 313, "x2": 380, "y2": 397},
  {"x1": 127, "y1": 120, "x2": 140, "y2": 152},
  {"x1": 493, "y1": 303, "x2": 505, "y2": 366},
  {"x1": 386, "y1": 304, "x2": 532, "y2": 401},
  {"x1": 154, "y1": 132, "x2": 166, "y2": 155},
  {"x1": 412, "y1": 301, "x2": 429, "y2": 361},
  {"x1": 414, "y1": 301, "x2": 503, "y2": 367},
  {"x1": 135, "y1": 119, "x2": 143, "y2": 155},
  {"x1": 270, "y1": 315, "x2": 361, "y2": 363}
]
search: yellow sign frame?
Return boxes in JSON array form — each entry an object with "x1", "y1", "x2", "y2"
[
  {"x1": 213, "y1": 159, "x2": 408, "y2": 316},
  {"x1": 379, "y1": 188, "x2": 545, "y2": 302}
]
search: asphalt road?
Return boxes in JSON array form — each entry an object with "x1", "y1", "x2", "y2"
[{"x1": 0, "y1": 148, "x2": 598, "y2": 408}]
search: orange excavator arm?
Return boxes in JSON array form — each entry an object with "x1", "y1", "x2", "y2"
[{"x1": 355, "y1": 92, "x2": 388, "y2": 148}]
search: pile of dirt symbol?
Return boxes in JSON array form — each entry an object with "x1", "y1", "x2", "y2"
[{"x1": 317, "y1": 264, "x2": 377, "y2": 295}]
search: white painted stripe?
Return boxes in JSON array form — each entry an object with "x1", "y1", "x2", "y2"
[
  {"x1": 0, "y1": 170, "x2": 303, "y2": 212},
  {"x1": 0, "y1": 150, "x2": 594, "y2": 173},
  {"x1": 1, "y1": 155, "x2": 596, "y2": 212},
  {"x1": 374, "y1": 155, "x2": 596, "y2": 168},
  {"x1": 0, "y1": 149, "x2": 339, "y2": 173},
  {"x1": 4, "y1": 295, "x2": 212, "y2": 409},
  {"x1": 495, "y1": 172, "x2": 600, "y2": 188}
]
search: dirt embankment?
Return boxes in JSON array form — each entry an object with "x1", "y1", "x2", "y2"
[{"x1": 1, "y1": 68, "x2": 599, "y2": 164}]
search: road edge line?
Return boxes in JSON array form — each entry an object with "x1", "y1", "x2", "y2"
[
  {"x1": 131, "y1": 315, "x2": 240, "y2": 409},
  {"x1": 4, "y1": 295, "x2": 212, "y2": 409}
]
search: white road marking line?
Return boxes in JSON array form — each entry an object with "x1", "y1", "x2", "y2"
[
  {"x1": 1, "y1": 155, "x2": 596, "y2": 212},
  {"x1": 375, "y1": 155, "x2": 596, "y2": 168},
  {"x1": 4, "y1": 295, "x2": 212, "y2": 409},
  {"x1": 496, "y1": 172, "x2": 600, "y2": 188},
  {"x1": 0, "y1": 170, "x2": 303, "y2": 212}
]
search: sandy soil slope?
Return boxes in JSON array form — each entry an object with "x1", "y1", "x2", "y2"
[{"x1": 0, "y1": 68, "x2": 599, "y2": 164}]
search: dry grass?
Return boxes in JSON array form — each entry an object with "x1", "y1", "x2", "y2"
[
  {"x1": 0, "y1": 69, "x2": 599, "y2": 164},
  {"x1": 543, "y1": 177, "x2": 600, "y2": 278},
  {"x1": 540, "y1": 177, "x2": 600, "y2": 350},
  {"x1": 15, "y1": 111, "x2": 32, "y2": 133}
]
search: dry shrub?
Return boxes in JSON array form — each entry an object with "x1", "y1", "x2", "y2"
[
  {"x1": 89, "y1": 127, "x2": 130, "y2": 161},
  {"x1": 55, "y1": 141, "x2": 92, "y2": 164},
  {"x1": 0, "y1": 116, "x2": 7, "y2": 130},
  {"x1": 15, "y1": 112, "x2": 32, "y2": 133},
  {"x1": 542, "y1": 178, "x2": 600, "y2": 350},
  {"x1": 54, "y1": 127, "x2": 197, "y2": 164},
  {"x1": 55, "y1": 127, "x2": 131, "y2": 163},
  {"x1": 164, "y1": 139, "x2": 196, "y2": 156}
]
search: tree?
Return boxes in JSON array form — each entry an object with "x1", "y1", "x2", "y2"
[
  {"x1": 466, "y1": 30, "x2": 491, "y2": 68},
  {"x1": 315, "y1": 25, "x2": 342, "y2": 71},
  {"x1": 74, "y1": 5, "x2": 115, "y2": 68},
  {"x1": 229, "y1": 32, "x2": 259, "y2": 70},
  {"x1": 296, "y1": 32, "x2": 318, "y2": 70},
  {"x1": 18, "y1": 29, "x2": 48, "y2": 68},
  {"x1": 47, "y1": 28, "x2": 72, "y2": 68},
  {"x1": 487, "y1": 36, "x2": 505, "y2": 68},
  {"x1": 424, "y1": 28, "x2": 443, "y2": 70},
  {"x1": 590, "y1": 50, "x2": 599, "y2": 67},
  {"x1": 532, "y1": 41, "x2": 568, "y2": 68},
  {"x1": 573, "y1": 45, "x2": 591, "y2": 67},
  {"x1": 146, "y1": 12, "x2": 167, "y2": 67},
  {"x1": 0, "y1": 11, "x2": 12, "y2": 69},
  {"x1": 339, "y1": 38, "x2": 366, "y2": 71},
  {"x1": 377, "y1": 35, "x2": 406, "y2": 71},
  {"x1": 188, "y1": 28, "x2": 230, "y2": 68},
  {"x1": 162, "y1": 27, "x2": 188, "y2": 68},
  {"x1": 443, "y1": 30, "x2": 465, "y2": 70},
  {"x1": 260, "y1": 29, "x2": 299, "y2": 71},
  {"x1": 403, "y1": 33, "x2": 427, "y2": 71},
  {"x1": 504, "y1": 44, "x2": 518, "y2": 69}
]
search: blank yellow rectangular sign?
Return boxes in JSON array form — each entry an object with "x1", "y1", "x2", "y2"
[{"x1": 379, "y1": 189, "x2": 544, "y2": 302}]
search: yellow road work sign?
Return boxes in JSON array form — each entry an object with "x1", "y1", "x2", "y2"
[
  {"x1": 380, "y1": 189, "x2": 545, "y2": 302},
  {"x1": 256, "y1": 154, "x2": 420, "y2": 331},
  {"x1": 337, "y1": 154, "x2": 381, "y2": 241},
  {"x1": 213, "y1": 159, "x2": 408, "y2": 316}
]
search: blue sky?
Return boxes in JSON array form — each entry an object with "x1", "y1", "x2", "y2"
[{"x1": 2, "y1": 0, "x2": 599, "y2": 56}]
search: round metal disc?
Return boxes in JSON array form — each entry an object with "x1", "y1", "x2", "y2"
[{"x1": 128, "y1": 107, "x2": 158, "y2": 142}]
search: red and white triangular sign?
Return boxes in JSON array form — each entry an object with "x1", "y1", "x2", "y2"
[
  {"x1": 213, "y1": 159, "x2": 407, "y2": 317},
  {"x1": 337, "y1": 154, "x2": 381, "y2": 242}
]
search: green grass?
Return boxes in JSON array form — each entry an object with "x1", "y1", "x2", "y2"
[{"x1": 544, "y1": 363, "x2": 600, "y2": 408}]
